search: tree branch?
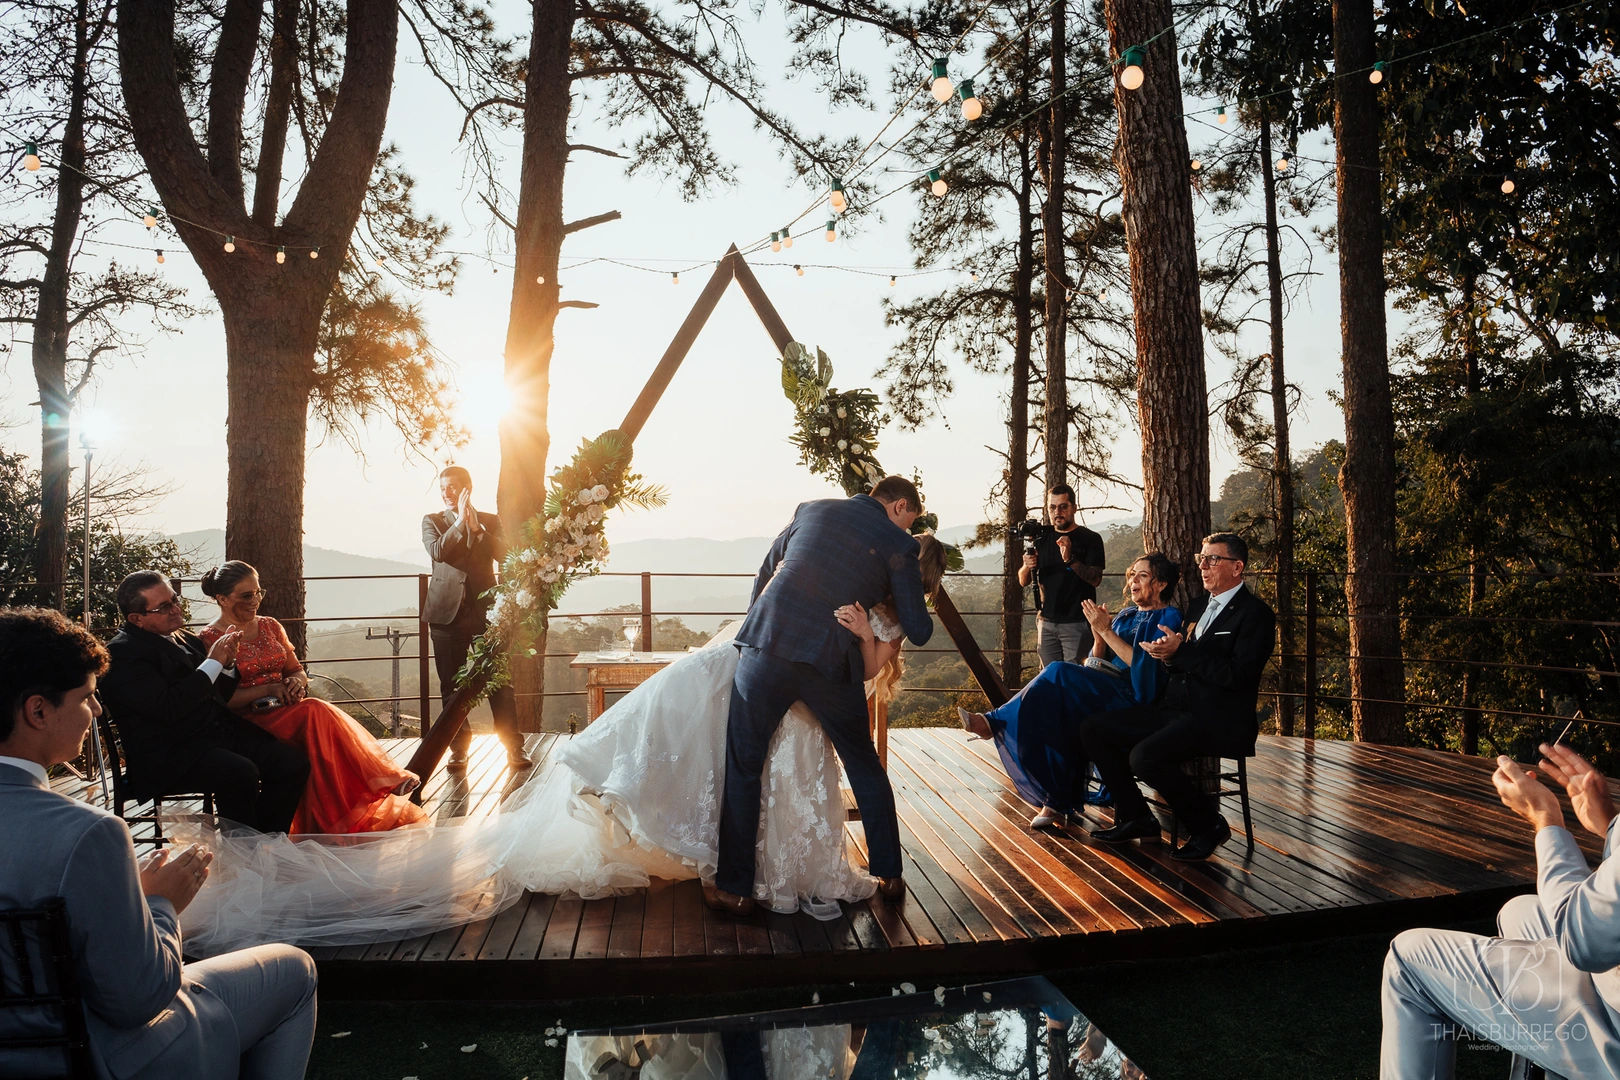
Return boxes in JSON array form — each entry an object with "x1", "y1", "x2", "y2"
[
  {"x1": 457, "y1": 95, "x2": 524, "y2": 141},
  {"x1": 558, "y1": 300, "x2": 600, "y2": 309},
  {"x1": 569, "y1": 143, "x2": 626, "y2": 159},
  {"x1": 205, "y1": 0, "x2": 264, "y2": 210},
  {"x1": 571, "y1": 64, "x2": 677, "y2": 81},
  {"x1": 788, "y1": 0, "x2": 917, "y2": 39},
  {"x1": 563, "y1": 210, "x2": 622, "y2": 235}
]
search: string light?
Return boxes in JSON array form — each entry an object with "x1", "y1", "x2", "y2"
[
  {"x1": 223, "y1": 235, "x2": 236, "y2": 253},
  {"x1": 1276, "y1": 152, "x2": 1291, "y2": 172},
  {"x1": 889, "y1": 274, "x2": 897, "y2": 286},
  {"x1": 795, "y1": 264, "x2": 804, "y2": 276},
  {"x1": 142, "y1": 207, "x2": 158, "y2": 228},
  {"x1": 375, "y1": 257, "x2": 385, "y2": 268},
  {"x1": 1119, "y1": 46, "x2": 1146, "y2": 91},
  {"x1": 23, "y1": 142, "x2": 39, "y2": 170},
  {"x1": 781, "y1": 228, "x2": 794, "y2": 249},
  {"x1": 824, "y1": 220, "x2": 837, "y2": 242},
  {"x1": 929, "y1": 169, "x2": 947, "y2": 197},
  {"x1": 959, "y1": 78, "x2": 982, "y2": 121},
  {"x1": 671, "y1": 272, "x2": 679, "y2": 284},
  {"x1": 929, "y1": 58, "x2": 953, "y2": 103},
  {"x1": 276, "y1": 246, "x2": 286, "y2": 263},
  {"x1": 155, "y1": 249, "x2": 165, "y2": 264},
  {"x1": 536, "y1": 274, "x2": 545, "y2": 284},
  {"x1": 1217, "y1": 103, "x2": 1229, "y2": 124},
  {"x1": 309, "y1": 247, "x2": 319, "y2": 259},
  {"x1": 1500, "y1": 177, "x2": 1515, "y2": 194},
  {"x1": 970, "y1": 270, "x2": 979, "y2": 282},
  {"x1": 829, "y1": 179, "x2": 847, "y2": 214},
  {"x1": 1190, "y1": 158, "x2": 1202, "y2": 171},
  {"x1": 1370, "y1": 61, "x2": 1387, "y2": 84},
  {"x1": 771, "y1": 231, "x2": 782, "y2": 252}
]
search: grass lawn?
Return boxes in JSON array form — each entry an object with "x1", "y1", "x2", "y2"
[{"x1": 308, "y1": 920, "x2": 1513, "y2": 1079}]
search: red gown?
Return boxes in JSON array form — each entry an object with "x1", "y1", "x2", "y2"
[{"x1": 200, "y1": 618, "x2": 427, "y2": 835}]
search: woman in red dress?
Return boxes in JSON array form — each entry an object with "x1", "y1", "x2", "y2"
[{"x1": 198, "y1": 561, "x2": 427, "y2": 835}]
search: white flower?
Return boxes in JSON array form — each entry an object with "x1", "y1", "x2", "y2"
[
  {"x1": 837, "y1": 439, "x2": 847, "y2": 450},
  {"x1": 515, "y1": 589, "x2": 534, "y2": 609},
  {"x1": 545, "y1": 1038, "x2": 559, "y2": 1047},
  {"x1": 461, "y1": 1044, "x2": 477, "y2": 1053},
  {"x1": 818, "y1": 426, "x2": 831, "y2": 437},
  {"x1": 900, "y1": 982, "x2": 916, "y2": 994},
  {"x1": 576, "y1": 489, "x2": 593, "y2": 505},
  {"x1": 589, "y1": 504, "x2": 605, "y2": 521},
  {"x1": 591, "y1": 484, "x2": 608, "y2": 501},
  {"x1": 836, "y1": 407, "x2": 847, "y2": 418},
  {"x1": 933, "y1": 986, "x2": 946, "y2": 1005},
  {"x1": 851, "y1": 442, "x2": 864, "y2": 453}
]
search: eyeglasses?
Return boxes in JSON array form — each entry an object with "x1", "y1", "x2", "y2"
[
  {"x1": 229, "y1": 589, "x2": 267, "y2": 602},
  {"x1": 1194, "y1": 554, "x2": 1241, "y2": 568},
  {"x1": 140, "y1": 598, "x2": 183, "y2": 616}
]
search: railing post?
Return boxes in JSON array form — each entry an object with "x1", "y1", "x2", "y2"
[
  {"x1": 640, "y1": 572, "x2": 653, "y2": 651},
  {"x1": 418, "y1": 574, "x2": 431, "y2": 738},
  {"x1": 1304, "y1": 570, "x2": 1318, "y2": 739}
]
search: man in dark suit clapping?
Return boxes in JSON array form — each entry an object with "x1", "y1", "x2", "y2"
[
  {"x1": 422, "y1": 466, "x2": 530, "y2": 770},
  {"x1": 1081, "y1": 532, "x2": 1276, "y2": 861},
  {"x1": 99, "y1": 572, "x2": 309, "y2": 834}
]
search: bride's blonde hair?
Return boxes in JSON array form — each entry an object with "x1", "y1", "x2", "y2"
[{"x1": 867, "y1": 535, "x2": 947, "y2": 706}]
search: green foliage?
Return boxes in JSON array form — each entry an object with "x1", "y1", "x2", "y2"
[{"x1": 781, "y1": 342, "x2": 889, "y2": 496}]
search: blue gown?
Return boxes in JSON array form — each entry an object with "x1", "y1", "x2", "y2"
[{"x1": 986, "y1": 605, "x2": 1183, "y2": 815}]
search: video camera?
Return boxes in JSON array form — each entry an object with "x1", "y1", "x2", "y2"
[{"x1": 1009, "y1": 518, "x2": 1045, "y2": 556}]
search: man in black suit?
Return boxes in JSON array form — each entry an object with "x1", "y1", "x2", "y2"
[
  {"x1": 98, "y1": 571, "x2": 310, "y2": 833},
  {"x1": 422, "y1": 465, "x2": 529, "y2": 770},
  {"x1": 1081, "y1": 532, "x2": 1276, "y2": 861}
]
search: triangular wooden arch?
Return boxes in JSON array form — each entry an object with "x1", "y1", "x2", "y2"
[{"x1": 619, "y1": 244, "x2": 1010, "y2": 709}]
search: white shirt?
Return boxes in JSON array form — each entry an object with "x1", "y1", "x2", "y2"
[
  {"x1": 0, "y1": 755, "x2": 47, "y2": 784},
  {"x1": 1192, "y1": 583, "x2": 1244, "y2": 640}
]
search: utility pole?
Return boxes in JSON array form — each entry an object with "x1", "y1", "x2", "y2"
[{"x1": 367, "y1": 625, "x2": 420, "y2": 736}]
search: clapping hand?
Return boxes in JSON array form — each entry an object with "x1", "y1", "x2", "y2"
[
  {"x1": 138, "y1": 844, "x2": 214, "y2": 915},
  {"x1": 457, "y1": 488, "x2": 480, "y2": 534},
  {"x1": 1538, "y1": 743, "x2": 1618, "y2": 838},
  {"x1": 834, "y1": 602, "x2": 874, "y2": 642},
  {"x1": 1142, "y1": 627, "x2": 1184, "y2": 661},
  {"x1": 1056, "y1": 534, "x2": 1072, "y2": 563},
  {"x1": 1493, "y1": 756, "x2": 1565, "y2": 831},
  {"x1": 207, "y1": 626, "x2": 241, "y2": 666},
  {"x1": 1081, "y1": 599, "x2": 1112, "y2": 635}
]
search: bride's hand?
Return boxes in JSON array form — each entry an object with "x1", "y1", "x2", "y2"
[{"x1": 834, "y1": 602, "x2": 874, "y2": 642}]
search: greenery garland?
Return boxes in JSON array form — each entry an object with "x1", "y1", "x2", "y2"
[{"x1": 781, "y1": 342, "x2": 890, "y2": 497}]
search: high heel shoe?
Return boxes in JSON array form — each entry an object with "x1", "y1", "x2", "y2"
[
  {"x1": 1030, "y1": 807, "x2": 1065, "y2": 829},
  {"x1": 392, "y1": 773, "x2": 421, "y2": 798},
  {"x1": 957, "y1": 706, "x2": 992, "y2": 741}
]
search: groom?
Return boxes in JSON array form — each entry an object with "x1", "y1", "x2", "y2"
[{"x1": 709, "y1": 475, "x2": 935, "y2": 917}]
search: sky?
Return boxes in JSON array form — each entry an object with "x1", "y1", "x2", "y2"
[{"x1": 1, "y1": 1, "x2": 1357, "y2": 559}]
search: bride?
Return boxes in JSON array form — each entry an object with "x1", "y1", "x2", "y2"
[{"x1": 175, "y1": 536, "x2": 948, "y2": 956}]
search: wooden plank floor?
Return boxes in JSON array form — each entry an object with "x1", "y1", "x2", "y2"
[{"x1": 57, "y1": 731, "x2": 1602, "y2": 1000}]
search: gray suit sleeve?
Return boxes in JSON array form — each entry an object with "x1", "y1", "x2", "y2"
[
  {"x1": 423, "y1": 513, "x2": 474, "y2": 568},
  {"x1": 60, "y1": 816, "x2": 184, "y2": 1028},
  {"x1": 1535, "y1": 820, "x2": 1620, "y2": 974}
]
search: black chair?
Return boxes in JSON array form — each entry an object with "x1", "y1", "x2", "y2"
[
  {"x1": 94, "y1": 714, "x2": 214, "y2": 847},
  {"x1": 0, "y1": 898, "x2": 94, "y2": 1079},
  {"x1": 1166, "y1": 754, "x2": 1254, "y2": 855}
]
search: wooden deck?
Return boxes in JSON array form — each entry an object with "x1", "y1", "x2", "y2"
[{"x1": 59, "y1": 730, "x2": 1600, "y2": 1000}]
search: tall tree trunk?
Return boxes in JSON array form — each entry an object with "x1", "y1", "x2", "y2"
[
  {"x1": 1331, "y1": 0, "x2": 1405, "y2": 744},
  {"x1": 1459, "y1": 271, "x2": 1483, "y2": 755},
  {"x1": 120, "y1": 0, "x2": 399, "y2": 657},
  {"x1": 1004, "y1": 130, "x2": 1038, "y2": 689},
  {"x1": 31, "y1": 0, "x2": 92, "y2": 611},
  {"x1": 498, "y1": 0, "x2": 576, "y2": 728},
  {"x1": 1040, "y1": 0, "x2": 1068, "y2": 492},
  {"x1": 1105, "y1": 0, "x2": 1209, "y2": 602},
  {"x1": 1260, "y1": 114, "x2": 1296, "y2": 736}
]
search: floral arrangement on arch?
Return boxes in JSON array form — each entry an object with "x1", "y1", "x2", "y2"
[
  {"x1": 459, "y1": 429, "x2": 666, "y2": 694},
  {"x1": 781, "y1": 342, "x2": 890, "y2": 497}
]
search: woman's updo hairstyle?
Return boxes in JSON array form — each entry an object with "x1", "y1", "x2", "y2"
[
  {"x1": 915, "y1": 535, "x2": 948, "y2": 599},
  {"x1": 1129, "y1": 551, "x2": 1180, "y2": 605},
  {"x1": 200, "y1": 560, "x2": 258, "y2": 599}
]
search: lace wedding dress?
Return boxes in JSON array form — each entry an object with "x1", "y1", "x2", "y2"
[{"x1": 174, "y1": 621, "x2": 890, "y2": 956}]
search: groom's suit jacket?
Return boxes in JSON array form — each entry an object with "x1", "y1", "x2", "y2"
[
  {"x1": 0, "y1": 762, "x2": 238, "y2": 1079},
  {"x1": 737, "y1": 494, "x2": 934, "y2": 684}
]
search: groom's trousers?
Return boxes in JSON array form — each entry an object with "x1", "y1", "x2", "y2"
[{"x1": 717, "y1": 646, "x2": 902, "y2": 896}]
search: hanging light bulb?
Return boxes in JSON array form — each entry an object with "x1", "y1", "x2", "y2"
[
  {"x1": 1119, "y1": 46, "x2": 1146, "y2": 91},
  {"x1": 310, "y1": 247, "x2": 319, "y2": 259},
  {"x1": 929, "y1": 58, "x2": 953, "y2": 102},
  {"x1": 829, "y1": 179, "x2": 847, "y2": 214},
  {"x1": 223, "y1": 235, "x2": 236, "y2": 253},
  {"x1": 929, "y1": 169, "x2": 947, "y2": 198},
  {"x1": 781, "y1": 227, "x2": 794, "y2": 249},
  {"x1": 1191, "y1": 158, "x2": 1203, "y2": 172},
  {"x1": 970, "y1": 270, "x2": 980, "y2": 282},
  {"x1": 672, "y1": 272, "x2": 680, "y2": 284},
  {"x1": 375, "y1": 257, "x2": 385, "y2": 269},
  {"x1": 889, "y1": 275, "x2": 897, "y2": 287},
  {"x1": 824, "y1": 219, "x2": 837, "y2": 242},
  {"x1": 276, "y1": 246, "x2": 286, "y2": 264},
  {"x1": 1500, "y1": 177, "x2": 1515, "y2": 194},
  {"x1": 959, "y1": 78, "x2": 982, "y2": 121},
  {"x1": 142, "y1": 207, "x2": 158, "y2": 228},
  {"x1": 795, "y1": 264, "x2": 804, "y2": 277},
  {"x1": 23, "y1": 142, "x2": 40, "y2": 171},
  {"x1": 1098, "y1": 288, "x2": 1107, "y2": 302},
  {"x1": 1216, "y1": 103, "x2": 1229, "y2": 124},
  {"x1": 536, "y1": 274, "x2": 545, "y2": 284},
  {"x1": 771, "y1": 231, "x2": 782, "y2": 253},
  {"x1": 1276, "y1": 152, "x2": 1291, "y2": 172},
  {"x1": 1369, "y1": 61, "x2": 1386, "y2": 85},
  {"x1": 155, "y1": 249, "x2": 165, "y2": 264}
]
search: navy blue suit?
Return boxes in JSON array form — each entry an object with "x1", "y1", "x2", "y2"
[{"x1": 717, "y1": 495, "x2": 934, "y2": 894}]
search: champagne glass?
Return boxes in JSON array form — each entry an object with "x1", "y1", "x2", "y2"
[{"x1": 621, "y1": 616, "x2": 640, "y2": 658}]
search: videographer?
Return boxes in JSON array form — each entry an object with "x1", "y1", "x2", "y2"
[{"x1": 1017, "y1": 484, "x2": 1106, "y2": 667}]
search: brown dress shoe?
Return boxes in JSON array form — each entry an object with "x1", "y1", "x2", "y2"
[
  {"x1": 876, "y1": 876, "x2": 906, "y2": 903},
  {"x1": 702, "y1": 884, "x2": 756, "y2": 918}
]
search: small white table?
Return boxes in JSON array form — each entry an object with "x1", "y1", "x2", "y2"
[{"x1": 570, "y1": 651, "x2": 691, "y2": 724}]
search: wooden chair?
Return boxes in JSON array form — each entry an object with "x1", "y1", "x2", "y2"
[
  {"x1": 93, "y1": 714, "x2": 214, "y2": 846},
  {"x1": 1168, "y1": 754, "x2": 1254, "y2": 854},
  {"x1": 0, "y1": 898, "x2": 94, "y2": 1079}
]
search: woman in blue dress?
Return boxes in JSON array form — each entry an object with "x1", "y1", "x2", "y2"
[{"x1": 959, "y1": 552, "x2": 1183, "y2": 828}]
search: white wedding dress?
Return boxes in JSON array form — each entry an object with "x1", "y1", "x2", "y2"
[{"x1": 174, "y1": 620, "x2": 891, "y2": 956}]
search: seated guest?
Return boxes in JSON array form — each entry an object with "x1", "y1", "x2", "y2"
[
  {"x1": 100, "y1": 571, "x2": 309, "y2": 834},
  {"x1": 1382, "y1": 743, "x2": 1620, "y2": 1078},
  {"x1": 0, "y1": 606, "x2": 317, "y2": 1080},
  {"x1": 198, "y1": 560, "x2": 425, "y2": 835},
  {"x1": 958, "y1": 553, "x2": 1183, "y2": 828},
  {"x1": 1081, "y1": 532, "x2": 1275, "y2": 861}
]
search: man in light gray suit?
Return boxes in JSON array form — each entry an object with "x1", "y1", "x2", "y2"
[
  {"x1": 0, "y1": 607, "x2": 317, "y2": 1080},
  {"x1": 1382, "y1": 741, "x2": 1620, "y2": 1078}
]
